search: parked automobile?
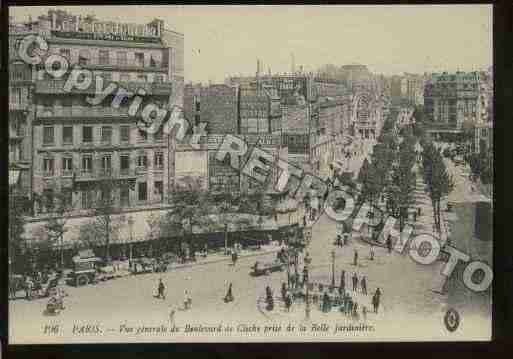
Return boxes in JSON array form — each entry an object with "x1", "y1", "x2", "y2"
[{"x1": 67, "y1": 249, "x2": 102, "y2": 287}]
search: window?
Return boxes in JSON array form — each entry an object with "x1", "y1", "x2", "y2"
[
  {"x1": 82, "y1": 155, "x2": 93, "y2": 173},
  {"x1": 78, "y1": 49, "x2": 90, "y2": 66},
  {"x1": 99, "y1": 50, "x2": 110, "y2": 65},
  {"x1": 138, "y1": 182, "x2": 147, "y2": 201},
  {"x1": 137, "y1": 154, "x2": 148, "y2": 168},
  {"x1": 101, "y1": 126, "x2": 112, "y2": 144},
  {"x1": 117, "y1": 51, "x2": 127, "y2": 66},
  {"x1": 149, "y1": 55, "x2": 158, "y2": 68},
  {"x1": 100, "y1": 187, "x2": 112, "y2": 204},
  {"x1": 43, "y1": 158, "x2": 54, "y2": 176},
  {"x1": 120, "y1": 73, "x2": 130, "y2": 82},
  {"x1": 62, "y1": 157, "x2": 73, "y2": 175},
  {"x1": 120, "y1": 155, "x2": 130, "y2": 175},
  {"x1": 82, "y1": 190, "x2": 93, "y2": 209},
  {"x1": 101, "y1": 155, "x2": 112, "y2": 175},
  {"x1": 43, "y1": 126, "x2": 54, "y2": 145},
  {"x1": 83, "y1": 126, "x2": 93, "y2": 143},
  {"x1": 63, "y1": 126, "x2": 73, "y2": 145},
  {"x1": 60, "y1": 48, "x2": 71, "y2": 61},
  {"x1": 155, "y1": 181, "x2": 163, "y2": 201},
  {"x1": 101, "y1": 72, "x2": 112, "y2": 82},
  {"x1": 43, "y1": 188, "x2": 54, "y2": 212},
  {"x1": 138, "y1": 129, "x2": 147, "y2": 142},
  {"x1": 120, "y1": 186, "x2": 130, "y2": 207},
  {"x1": 120, "y1": 125, "x2": 130, "y2": 143},
  {"x1": 62, "y1": 188, "x2": 72, "y2": 209},
  {"x1": 154, "y1": 152, "x2": 164, "y2": 169},
  {"x1": 135, "y1": 53, "x2": 145, "y2": 67}
]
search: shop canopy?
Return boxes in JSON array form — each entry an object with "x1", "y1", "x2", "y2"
[{"x1": 22, "y1": 209, "x2": 278, "y2": 249}]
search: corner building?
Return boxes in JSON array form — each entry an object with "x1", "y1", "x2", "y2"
[{"x1": 20, "y1": 11, "x2": 183, "y2": 214}]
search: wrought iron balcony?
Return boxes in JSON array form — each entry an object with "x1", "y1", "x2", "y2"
[
  {"x1": 35, "y1": 79, "x2": 172, "y2": 96},
  {"x1": 73, "y1": 168, "x2": 138, "y2": 182}
]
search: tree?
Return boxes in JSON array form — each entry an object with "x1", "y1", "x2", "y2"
[
  {"x1": 386, "y1": 136, "x2": 417, "y2": 232},
  {"x1": 164, "y1": 176, "x2": 215, "y2": 258},
  {"x1": 42, "y1": 191, "x2": 78, "y2": 268},
  {"x1": 79, "y1": 177, "x2": 126, "y2": 260},
  {"x1": 421, "y1": 143, "x2": 454, "y2": 233}
]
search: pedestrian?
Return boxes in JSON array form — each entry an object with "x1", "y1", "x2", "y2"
[
  {"x1": 337, "y1": 234, "x2": 342, "y2": 247},
  {"x1": 369, "y1": 245, "x2": 375, "y2": 260},
  {"x1": 352, "y1": 272, "x2": 358, "y2": 292},
  {"x1": 343, "y1": 233, "x2": 348, "y2": 246},
  {"x1": 386, "y1": 235, "x2": 392, "y2": 254},
  {"x1": 340, "y1": 270, "x2": 346, "y2": 292},
  {"x1": 302, "y1": 266, "x2": 309, "y2": 286},
  {"x1": 157, "y1": 278, "x2": 165, "y2": 299},
  {"x1": 224, "y1": 282, "x2": 234, "y2": 303},
  {"x1": 284, "y1": 292, "x2": 292, "y2": 312},
  {"x1": 352, "y1": 301, "x2": 359, "y2": 319},
  {"x1": 413, "y1": 212, "x2": 417, "y2": 222},
  {"x1": 417, "y1": 207, "x2": 421, "y2": 217},
  {"x1": 184, "y1": 290, "x2": 191, "y2": 310},
  {"x1": 372, "y1": 288, "x2": 382, "y2": 314},
  {"x1": 169, "y1": 306, "x2": 176, "y2": 326},
  {"x1": 361, "y1": 276, "x2": 367, "y2": 295},
  {"x1": 281, "y1": 282, "x2": 287, "y2": 301},
  {"x1": 353, "y1": 249, "x2": 358, "y2": 266}
]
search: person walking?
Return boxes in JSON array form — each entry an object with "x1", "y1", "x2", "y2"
[
  {"x1": 352, "y1": 272, "x2": 358, "y2": 292},
  {"x1": 302, "y1": 266, "x2": 309, "y2": 286},
  {"x1": 281, "y1": 282, "x2": 288, "y2": 301},
  {"x1": 224, "y1": 282, "x2": 234, "y2": 303},
  {"x1": 353, "y1": 249, "x2": 358, "y2": 266},
  {"x1": 343, "y1": 233, "x2": 349, "y2": 246},
  {"x1": 372, "y1": 288, "x2": 382, "y2": 314},
  {"x1": 169, "y1": 306, "x2": 176, "y2": 326},
  {"x1": 184, "y1": 290, "x2": 191, "y2": 310},
  {"x1": 362, "y1": 306, "x2": 368, "y2": 322},
  {"x1": 361, "y1": 276, "x2": 367, "y2": 295},
  {"x1": 284, "y1": 292, "x2": 292, "y2": 312},
  {"x1": 386, "y1": 235, "x2": 392, "y2": 254},
  {"x1": 369, "y1": 245, "x2": 375, "y2": 261},
  {"x1": 157, "y1": 278, "x2": 165, "y2": 299},
  {"x1": 339, "y1": 270, "x2": 346, "y2": 293}
]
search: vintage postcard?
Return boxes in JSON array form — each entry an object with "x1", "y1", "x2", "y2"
[{"x1": 8, "y1": 5, "x2": 493, "y2": 343}]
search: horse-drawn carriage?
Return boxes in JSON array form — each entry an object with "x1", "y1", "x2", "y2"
[{"x1": 251, "y1": 260, "x2": 284, "y2": 276}]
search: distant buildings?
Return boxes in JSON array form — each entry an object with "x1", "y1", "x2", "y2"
[
  {"x1": 390, "y1": 73, "x2": 426, "y2": 106},
  {"x1": 424, "y1": 71, "x2": 483, "y2": 139}
]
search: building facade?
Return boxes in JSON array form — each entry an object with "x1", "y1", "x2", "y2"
[
  {"x1": 10, "y1": 10, "x2": 184, "y2": 215},
  {"x1": 9, "y1": 27, "x2": 35, "y2": 212},
  {"x1": 424, "y1": 71, "x2": 482, "y2": 137}
]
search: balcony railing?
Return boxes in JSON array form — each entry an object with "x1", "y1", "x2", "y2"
[
  {"x1": 37, "y1": 105, "x2": 130, "y2": 118},
  {"x1": 9, "y1": 102, "x2": 29, "y2": 111},
  {"x1": 73, "y1": 168, "x2": 138, "y2": 181},
  {"x1": 35, "y1": 80, "x2": 172, "y2": 96}
]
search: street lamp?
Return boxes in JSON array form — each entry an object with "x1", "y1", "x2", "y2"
[
  {"x1": 128, "y1": 215, "x2": 134, "y2": 263},
  {"x1": 331, "y1": 250, "x2": 336, "y2": 289}
]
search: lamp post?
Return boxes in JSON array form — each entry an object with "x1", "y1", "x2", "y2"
[
  {"x1": 331, "y1": 250, "x2": 336, "y2": 289},
  {"x1": 128, "y1": 215, "x2": 134, "y2": 263}
]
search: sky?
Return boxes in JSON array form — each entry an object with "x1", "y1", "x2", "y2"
[{"x1": 10, "y1": 5, "x2": 493, "y2": 84}]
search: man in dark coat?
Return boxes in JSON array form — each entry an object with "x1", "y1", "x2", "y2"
[
  {"x1": 353, "y1": 249, "x2": 358, "y2": 266},
  {"x1": 372, "y1": 288, "x2": 382, "y2": 313},
  {"x1": 352, "y1": 272, "x2": 358, "y2": 292},
  {"x1": 157, "y1": 279, "x2": 165, "y2": 299},
  {"x1": 339, "y1": 270, "x2": 346, "y2": 292},
  {"x1": 224, "y1": 282, "x2": 233, "y2": 302},
  {"x1": 361, "y1": 276, "x2": 367, "y2": 295}
]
